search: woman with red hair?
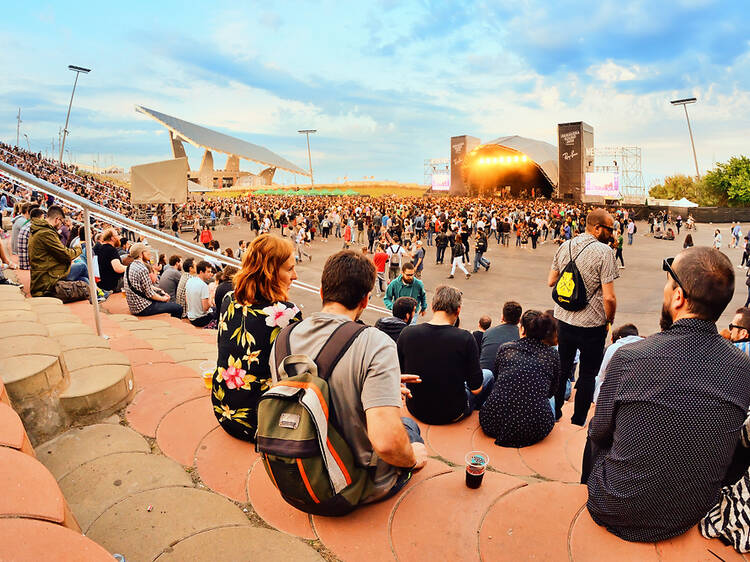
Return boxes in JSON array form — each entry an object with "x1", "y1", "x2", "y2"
[{"x1": 211, "y1": 234, "x2": 301, "y2": 441}]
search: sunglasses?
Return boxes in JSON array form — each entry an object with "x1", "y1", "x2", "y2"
[
  {"x1": 597, "y1": 224, "x2": 614, "y2": 232},
  {"x1": 662, "y1": 257, "x2": 688, "y2": 297},
  {"x1": 730, "y1": 324, "x2": 746, "y2": 332}
]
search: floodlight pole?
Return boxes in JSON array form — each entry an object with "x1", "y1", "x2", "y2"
[
  {"x1": 16, "y1": 108, "x2": 21, "y2": 148},
  {"x1": 670, "y1": 97, "x2": 700, "y2": 181},
  {"x1": 60, "y1": 65, "x2": 91, "y2": 164},
  {"x1": 298, "y1": 129, "x2": 316, "y2": 185}
]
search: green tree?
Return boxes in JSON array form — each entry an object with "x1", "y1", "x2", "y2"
[
  {"x1": 703, "y1": 156, "x2": 750, "y2": 207},
  {"x1": 648, "y1": 174, "x2": 700, "y2": 201}
]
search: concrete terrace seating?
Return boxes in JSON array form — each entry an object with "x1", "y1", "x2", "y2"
[
  {"x1": 0, "y1": 270, "x2": 744, "y2": 560},
  {"x1": 0, "y1": 379, "x2": 112, "y2": 560}
]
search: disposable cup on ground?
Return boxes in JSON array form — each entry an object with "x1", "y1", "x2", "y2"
[{"x1": 465, "y1": 450, "x2": 489, "y2": 489}]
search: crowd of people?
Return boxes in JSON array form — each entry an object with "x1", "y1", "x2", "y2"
[{"x1": 5, "y1": 145, "x2": 750, "y2": 551}]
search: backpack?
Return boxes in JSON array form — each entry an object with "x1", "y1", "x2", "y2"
[
  {"x1": 552, "y1": 240, "x2": 597, "y2": 311},
  {"x1": 633, "y1": 223, "x2": 638, "y2": 234},
  {"x1": 51, "y1": 279, "x2": 90, "y2": 303},
  {"x1": 388, "y1": 245, "x2": 402, "y2": 270},
  {"x1": 256, "y1": 321, "x2": 378, "y2": 516}
]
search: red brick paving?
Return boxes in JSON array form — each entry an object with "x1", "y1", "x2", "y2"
[
  {"x1": 0, "y1": 518, "x2": 113, "y2": 561},
  {"x1": 195, "y1": 426, "x2": 258, "y2": 502},
  {"x1": 156, "y1": 396, "x2": 218, "y2": 466}
]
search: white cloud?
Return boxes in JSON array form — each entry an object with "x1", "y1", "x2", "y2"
[{"x1": 587, "y1": 60, "x2": 641, "y2": 82}]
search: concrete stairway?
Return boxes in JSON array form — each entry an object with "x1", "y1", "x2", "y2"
[{"x1": 0, "y1": 283, "x2": 135, "y2": 444}]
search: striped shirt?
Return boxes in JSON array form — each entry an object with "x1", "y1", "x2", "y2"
[{"x1": 17, "y1": 223, "x2": 31, "y2": 270}]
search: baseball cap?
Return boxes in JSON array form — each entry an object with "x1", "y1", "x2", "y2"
[{"x1": 129, "y1": 242, "x2": 148, "y2": 259}]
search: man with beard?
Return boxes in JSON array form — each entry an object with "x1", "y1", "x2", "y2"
[
  {"x1": 583, "y1": 247, "x2": 750, "y2": 542},
  {"x1": 548, "y1": 208, "x2": 619, "y2": 425}
]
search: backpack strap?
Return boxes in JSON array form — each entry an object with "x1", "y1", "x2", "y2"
[
  {"x1": 573, "y1": 239, "x2": 598, "y2": 261},
  {"x1": 274, "y1": 319, "x2": 302, "y2": 374},
  {"x1": 314, "y1": 322, "x2": 368, "y2": 381}
]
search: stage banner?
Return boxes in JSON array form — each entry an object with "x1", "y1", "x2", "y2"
[{"x1": 130, "y1": 157, "x2": 189, "y2": 204}]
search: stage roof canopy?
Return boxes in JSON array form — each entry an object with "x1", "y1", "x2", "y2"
[
  {"x1": 136, "y1": 105, "x2": 310, "y2": 176},
  {"x1": 485, "y1": 135, "x2": 558, "y2": 187}
]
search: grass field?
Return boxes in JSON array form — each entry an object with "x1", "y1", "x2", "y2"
[{"x1": 203, "y1": 182, "x2": 429, "y2": 199}]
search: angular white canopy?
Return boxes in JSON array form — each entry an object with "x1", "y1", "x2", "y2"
[{"x1": 136, "y1": 105, "x2": 310, "y2": 176}]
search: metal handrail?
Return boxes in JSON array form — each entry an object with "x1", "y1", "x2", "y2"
[{"x1": 0, "y1": 160, "x2": 389, "y2": 337}]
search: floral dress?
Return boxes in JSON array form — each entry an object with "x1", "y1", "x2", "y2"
[{"x1": 211, "y1": 293, "x2": 301, "y2": 441}]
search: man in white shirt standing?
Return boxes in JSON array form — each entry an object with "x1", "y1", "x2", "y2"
[{"x1": 185, "y1": 260, "x2": 214, "y2": 327}]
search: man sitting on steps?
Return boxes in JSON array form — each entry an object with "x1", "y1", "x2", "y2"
[
  {"x1": 269, "y1": 250, "x2": 427, "y2": 507},
  {"x1": 583, "y1": 247, "x2": 750, "y2": 542}
]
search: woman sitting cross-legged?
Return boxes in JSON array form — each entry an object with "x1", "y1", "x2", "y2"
[
  {"x1": 479, "y1": 310, "x2": 561, "y2": 447},
  {"x1": 211, "y1": 234, "x2": 301, "y2": 441}
]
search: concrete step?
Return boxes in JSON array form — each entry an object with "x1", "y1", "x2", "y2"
[
  {"x1": 0, "y1": 310, "x2": 38, "y2": 323},
  {"x1": 0, "y1": 354, "x2": 69, "y2": 443},
  {"x1": 0, "y1": 321, "x2": 49, "y2": 338},
  {"x1": 54, "y1": 334, "x2": 110, "y2": 352},
  {"x1": 46, "y1": 323, "x2": 95, "y2": 337},
  {"x1": 3, "y1": 300, "x2": 32, "y2": 311},
  {"x1": 60, "y1": 348, "x2": 129, "y2": 374},
  {"x1": 35, "y1": 312, "x2": 81, "y2": 326},
  {"x1": 0, "y1": 285, "x2": 25, "y2": 300},
  {"x1": 36, "y1": 424, "x2": 150, "y2": 480},
  {"x1": 29, "y1": 296, "x2": 64, "y2": 306},
  {"x1": 85, "y1": 486, "x2": 251, "y2": 561},
  {"x1": 0, "y1": 335, "x2": 61, "y2": 361},
  {"x1": 58, "y1": 451, "x2": 193, "y2": 532},
  {"x1": 154, "y1": 525, "x2": 324, "y2": 561},
  {"x1": 0, "y1": 519, "x2": 113, "y2": 561},
  {"x1": 60, "y1": 364, "x2": 135, "y2": 418},
  {"x1": 0, "y1": 354, "x2": 65, "y2": 402}
]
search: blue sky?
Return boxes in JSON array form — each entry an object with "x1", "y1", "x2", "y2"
[{"x1": 1, "y1": 0, "x2": 749, "y2": 187}]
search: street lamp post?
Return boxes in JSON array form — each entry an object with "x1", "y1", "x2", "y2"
[
  {"x1": 670, "y1": 97, "x2": 700, "y2": 180},
  {"x1": 23, "y1": 134, "x2": 30, "y2": 151},
  {"x1": 59, "y1": 65, "x2": 91, "y2": 163},
  {"x1": 298, "y1": 129, "x2": 316, "y2": 186}
]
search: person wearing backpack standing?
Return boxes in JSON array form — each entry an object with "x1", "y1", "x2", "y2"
[
  {"x1": 547, "y1": 209, "x2": 618, "y2": 425},
  {"x1": 386, "y1": 238, "x2": 406, "y2": 283},
  {"x1": 264, "y1": 250, "x2": 427, "y2": 513}
]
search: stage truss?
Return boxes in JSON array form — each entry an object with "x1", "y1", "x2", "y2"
[{"x1": 586, "y1": 146, "x2": 646, "y2": 201}]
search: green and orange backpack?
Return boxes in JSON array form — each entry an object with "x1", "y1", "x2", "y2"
[{"x1": 256, "y1": 321, "x2": 377, "y2": 516}]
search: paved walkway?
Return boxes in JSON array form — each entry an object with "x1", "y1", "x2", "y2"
[{"x1": 26, "y1": 291, "x2": 743, "y2": 561}]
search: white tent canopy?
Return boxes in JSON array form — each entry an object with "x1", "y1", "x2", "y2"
[{"x1": 673, "y1": 197, "x2": 699, "y2": 207}]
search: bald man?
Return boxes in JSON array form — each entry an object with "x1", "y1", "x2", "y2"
[{"x1": 548, "y1": 208, "x2": 619, "y2": 425}]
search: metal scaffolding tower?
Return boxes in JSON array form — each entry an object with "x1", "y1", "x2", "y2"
[{"x1": 589, "y1": 146, "x2": 646, "y2": 201}]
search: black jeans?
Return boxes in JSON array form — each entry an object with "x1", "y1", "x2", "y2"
[
  {"x1": 137, "y1": 301, "x2": 183, "y2": 318},
  {"x1": 555, "y1": 321, "x2": 608, "y2": 425},
  {"x1": 436, "y1": 246, "x2": 446, "y2": 263}
]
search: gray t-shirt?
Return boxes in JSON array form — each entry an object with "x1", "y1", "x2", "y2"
[
  {"x1": 551, "y1": 233, "x2": 619, "y2": 327},
  {"x1": 158, "y1": 267, "x2": 182, "y2": 302},
  {"x1": 269, "y1": 312, "x2": 403, "y2": 502}
]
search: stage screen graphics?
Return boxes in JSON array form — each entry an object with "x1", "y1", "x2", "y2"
[
  {"x1": 585, "y1": 172, "x2": 620, "y2": 198},
  {"x1": 431, "y1": 171, "x2": 450, "y2": 191}
]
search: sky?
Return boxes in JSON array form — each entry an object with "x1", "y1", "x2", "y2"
[{"x1": 1, "y1": 0, "x2": 749, "y2": 188}]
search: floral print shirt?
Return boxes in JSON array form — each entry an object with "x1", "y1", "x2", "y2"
[{"x1": 211, "y1": 292, "x2": 301, "y2": 441}]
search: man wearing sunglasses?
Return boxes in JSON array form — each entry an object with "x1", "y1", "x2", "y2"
[
  {"x1": 728, "y1": 307, "x2": 750, "y2": 356},
  {"x1": 548, "y1": 208, "x2": 619, "y2": 425},
  {"x1": 584, "y1": 247, "x2": 750, "y2": 542}
]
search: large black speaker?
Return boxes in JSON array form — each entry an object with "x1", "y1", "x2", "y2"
[
  {"x1": 558, "y1": 122, "x2": 593, "y2": 201},
  {"x1": 450, "y1": 135, "x2": 480, "y2": 196}
]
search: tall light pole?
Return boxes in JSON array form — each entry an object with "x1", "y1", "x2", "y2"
[
  {"x1": 298, "y1": 129, "x2": 316, "y2": 185},
  {"x1": 670, "y1": 97, "x2": 700, "y2": 180},
  {"x1": 16, "y1": 108, "x2": 21, "y2": 148},
  {"x1": 60, "y1": 65, "x2": 91, "y2": 163},
  {"x1": 23, "y1": 134, "x2": 30, "y2": 151}
]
